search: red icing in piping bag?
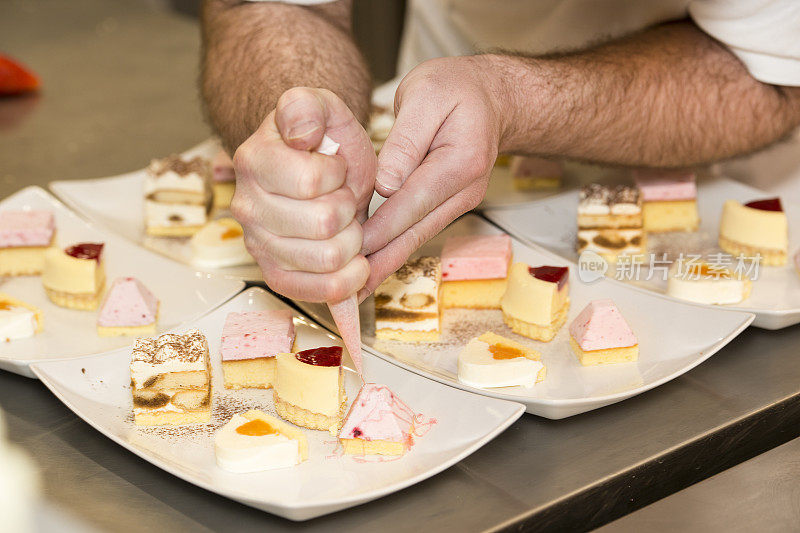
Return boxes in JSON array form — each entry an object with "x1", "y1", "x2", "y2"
[{"x1": 317, "y1": 135, "x2": 363, "y2": 377}]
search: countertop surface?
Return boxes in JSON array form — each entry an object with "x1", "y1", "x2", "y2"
[{"x1": 2, "y1": 1, "x2": 800, "y2": 532}]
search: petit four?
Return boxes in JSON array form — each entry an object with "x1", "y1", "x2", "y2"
[
  {"x1": 214, "y1": 410, "x2": 308, "y2": 473},
  {"x1": 0, "y1": 210, "x2": 55, "y2": 276},
  {"x1": 211, "y1": 150, "x2": 236, "y2": 210},
  {"x1": 96, "y1": 277, "x2": 159, "y2": 337},
  {"x1": 719, "y1": 198, "x2": 788, "y2": 266},
  {"x1": 339, "y1": 384, "x2": 417, "y2": 456},
  {"x1": 374, "y1": 256, "x2": 441, "y2": 342},
  {"x1": 221, "y1": 309, "x2": 295, "y2": 390},
  {"x1": 144, "y1": 155, "x2": 213, "y2": 237},
  {"x1": 634, "y1": 169, "x2": 699, "y2": 232},
  {"x1": 667, "y1": 260, "x2": 751, "y2": 305},
  {"x1": 577, "y1": 184, "x2": 646, "y2": 262},
  {"x1": 273, "y1": 347, "x2": 347, "y2": 435},
  {"x1": 569, "y1": 300, "x2": 638, "y2": 366},
  {"x1": 190, "y1": 218, "x2": 254, "y2": 268},
  {"x1": 41, "y1": 243, "x2": 105, "y2": 310},
  {"x1": 501, "y1": 263, "x2": 569, "y2": 342},
  {"x1": 440, "y1": 234, "x2": 512, "y2": 309},
  {"x1": 130, "y1": 329, "x2": 211, "y2": 426},
  {"x1": 457, "y1": 332, "x2": 545, "y2": 389},
  {"x1": 510, "y1": 156, "x2": 562, "y2": 190},
  {"x1": 0, "y1": 293, "x2": 43, "y2": 341}
]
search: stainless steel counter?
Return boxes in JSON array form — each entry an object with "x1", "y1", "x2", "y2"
[{"x1": 2, "y1": 1, "x2": 800, "y2": 531}]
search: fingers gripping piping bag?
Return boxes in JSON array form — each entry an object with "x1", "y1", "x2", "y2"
[{"x1": 316, "y1": 135, "x2": 363, "y2": 378}]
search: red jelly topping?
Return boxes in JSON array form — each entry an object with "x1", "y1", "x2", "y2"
[
  {"x1": 65, "y1": 242, "x2": 104, "y2": 261},
  {"x1": 745, "y1": 198, "x2": 783, "y2": 212},
  {"x1": 528, "y1": 265, "x2": 569, "y2": 289},
  {"x1": 295, "y1": 346, "x2": 343, "y2": 367}
]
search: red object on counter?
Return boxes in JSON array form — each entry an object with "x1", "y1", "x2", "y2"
[{"x1": 0, "y1": 54, "x2": 40, "y2": 95}]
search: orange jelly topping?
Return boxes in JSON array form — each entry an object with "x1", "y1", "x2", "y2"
[
  {"x1": 236, "y1": 419, "x2": 279, "y2": 436},
  {"x1": 688, "y1": 263, "x2": 731, "y2": 279},
  {"x1": 489, "y1": 343, "x2": 524, "y2": 360},
  {"x1": 0, "y1": 301, "x2": 12, "y2": 311},
  {"x1": 221, "y1": 227, "x2": 242, "y2": 240}
]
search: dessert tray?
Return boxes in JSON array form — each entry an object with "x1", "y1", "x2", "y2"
[
  {"x1": 30, "y1": 288, "x2": 525, "y2": 521},
  {"x1": 0, "y1": 187, "x2": 244, "y2": 377},
  {"x1": 483, "y1": 177, "x2": 800, "y2": 329},
  {"x1": 296, "y1": 215, "x2": 754, "y2": 419},
  {"x1": 49, "y1": 139, "x2": 264, "y2": 282}
]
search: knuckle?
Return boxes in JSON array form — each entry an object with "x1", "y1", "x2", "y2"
[
  {"x1": 384, "y1": 132, "x2": 423, "y2": 166},
  {"x1": 297, "y1": 164, "x2": 322, "y2": 199},
  {"x1": 314, "y1": 204, "x2": 340, "y2": 239},
  {"x1": 319, "y1": 242, "x2": 344, "y2": 272},
  {"x1": 325, "y1": 275, "x2": 349, "y2": 302}
]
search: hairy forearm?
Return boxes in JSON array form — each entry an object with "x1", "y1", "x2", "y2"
[
  {"x1": 488, "y1": 20, "x2": 800, "y2": 168},
  {"x1": 201, "y1": 0, "x2": 371, "y2": 152}
]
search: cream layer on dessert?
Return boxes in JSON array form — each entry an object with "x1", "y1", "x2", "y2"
[
  {"x1": 41, "y1": 244, "x2": 104, "y2": 293},
  {"x1": 212, "y1": 151, "x2": 235, "y2": 183},
  {"x1": 144, "y1": 155, "x2": 211, "y2": 197},
  {"x1": 190, "y1": 218, "x2": 254, "y2": 268},
  {"x1": 570, "y1": 299, "x2": 637, "y2": 352},
  {"x1": 374, "y1": 256, "x2": 440, "y2": 333},
  {"x1": 501, "y1": 263, "x2": 568, "y2": 326},
  {"x1": 144, "y1": 201, "x2": 208, "y2": 228},
  {"x1": 97, "y1": 277, "x2": 158, "y2": 328},
  {"x1": 0, "y1": 294, "x2": 42, "y2": 340},
  {"x1": 220, "y1": 310, "x2": 295, "y2": 361},
  {"x1": 215, "y1": 411, "x2": 307, "y2": 473},
  {"x1": 440, "y1": 234, "x2": 511, "y2": 281},
  {"x1": 0, "y1": 210, "x2": 55, "y2": 247},
  {"x1": 339, "y1": 383, "x2": 417, "y2": 454},
  {"x1": 458, "y1": 332, "x2": 544, "y2": 388},
  {"x1": 130, "y1": 329, "x2": 209, "y2": 388},
  {"x1": 667, "y1": 261, "x2": 750, "y2": 305},
  {"x1": 274, "y1": 349, "x2": 344, "y2": 418},
  {"x1": 634, "y1": 170, "x2": 697, "y2": 201},
  {"x1": 719, "y1": 199, "x2": 788, "y2": 251}
]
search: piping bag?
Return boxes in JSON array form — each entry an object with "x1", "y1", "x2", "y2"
[{"x1": 316, "y1": 135, "x2": 363, "y2": 378}]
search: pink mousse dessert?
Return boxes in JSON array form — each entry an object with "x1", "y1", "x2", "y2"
[
  {"x1": 220, "y1": 309, "x2": 295, "y2": 389},
  {"x1": 440, "y1": 234, "x2": 512, "y2": 309},
  {"x1": 0, "y1": 210, "x2": 55, "y2": 248},
  {"x1": 339, "y1": 383, "x2": 418, "y2": 456},
  {"x1": 569, "y1": 299, "x2": 638, "y2": 365},
  {"x1": 633, "y1": 170, "x2": 697, "y2": 202},
  {"x1": 212, "y1": 150, "x2": 235, "y2": 183},
  {"x1": 96, "y1": 277, "x2": 159, "y2": 336}
]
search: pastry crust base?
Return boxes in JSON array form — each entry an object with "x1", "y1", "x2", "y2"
[
  {"x1": 441, "y1": 278, "x2": 507, "y2": 309},
  {"x1": 718, "y1": 235, "x2": 787, "y2": 266},
  {"x1": 513, "y1": 176, "x2": 560, "y2": 191},
  {"x1": 134, "y1": 408, "x2": 211, "y2": 426},
  {"x1": 375, "y1": 327, "x2": 439, "y2": 342},
  {"x1": 145, "y1": 224, "x2": 205, "y2": 237},
  {"x1": 503, "y1": 298, "x2": 569, "y2": 342},
  {"x1": 569, "y1": 336, "x2": 639, "y2": 366},
  {"x1": 0, "y1": 235, "x2": 55, "y2": 275},
  {"x1": 222, "y1": 357, "x2": 276, "y2": 390},
  {"x1": 212, "y1": 182, "x2": 235, "y2": 210},
  {"x1": 44, "y1": 286, "x2": 104, "y2": 310},
  {"x1": 97, "y1": 322, "x2": 156, "y2": 337},
  {"x1": 341, "y1": 437, "x2": 409, "y2": 456},
  {"x1": 273, "y1": 390, "x2": 347, "y2": 435}
]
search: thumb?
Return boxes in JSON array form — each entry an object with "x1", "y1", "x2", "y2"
[
  {"x1": 374, "y1": 98, "x2": 441, "y2": 197},
  {"x1": 274, "y1": 87, "x2": 327, "y2": 151}
]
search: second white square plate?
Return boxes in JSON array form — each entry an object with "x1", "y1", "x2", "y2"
[
  {"x1": 31, "y1": 287, "x2": 525, "y2": 521},
  {"x1": 483, "y1": 177, "x2": 800, "y2": 329},
  {"x1": 0, "y1": 187, "x2": 244, "y2": 377},
  {"x1": 296, "y1": 215, "x2": 754, "y2": 419}
]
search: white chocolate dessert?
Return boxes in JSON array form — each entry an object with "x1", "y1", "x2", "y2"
[
  {"x1": 190, "y1": 218, "x2": 254, "y2": 268},
  {"x1": 0, "y1": 293, "x2": 43, "y2": 341},
  {"x1": 667, "y1": 260, "x2": 751, "y2": 305},
  {"x1": 144, "y1": 155, "x2": 213, "y2": 237},
  {"x1": 458, "y1": 332, "x2": 545, "y2": 389},
  {"x1": 577, "y1": 184, "x2": 645, "y2": 262},
  {"x1": 41, "y1": 243, "x2": 105, "y2": 310},
  {"x1": 130, "y1": 329, "x2": 211, "y2": 426},
  {"x1": 374, "y1": 256, "x2": 441, "y2": 342},
  {"x1": 719, "y1": 198, "x2": 788, "y2": 266},
  {"x1": 214, "y1": 410, "x2": 308, "y2": 473}
]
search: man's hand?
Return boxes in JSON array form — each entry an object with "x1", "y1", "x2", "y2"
[
  {"x1": 359, "y1": 56, "x2": 503, "y2": 300},
  {"x1": 232, "y1": 87, "x2": 377, "y2": 303}
]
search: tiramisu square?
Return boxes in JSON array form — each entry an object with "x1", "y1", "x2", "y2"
[
  {"x1": 130, "y1": 329, "x2": 211, "y2": 426},
  {"x1": 0, "y1": 210, "x2": 55, "y2": 276},
  {"x1": 221, "y1": 309, "x2": 295, "y2": 390},
  {"x1": 577, "y1": 184, "x2": 646, "y2": 262},
  {"x1": 374, "y1": 256, "x2": 441, "y2": 342},
  {"x1": 144, "y1": 155, "x2": 213, "y2": 237}
]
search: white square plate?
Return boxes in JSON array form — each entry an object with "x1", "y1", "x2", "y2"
[
  {"x1": 30, "y1": 287, "x2": 525, "y2": 521},
  {"x1": 49, "y1": 139, "x2": 265, "y2": 282},
  {"x1": 483, "y1": 177, "x2": 800, "y2": 329},
  {"x1": 0, "y1": 187, "x2": 244, "y2": 377},
  {"x1": 296, "y1": 215, "x2": 754, "y2": 419}
]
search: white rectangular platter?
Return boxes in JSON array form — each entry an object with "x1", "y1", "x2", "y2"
[
  {"x1": 49, "y1": 139, "x2": 264, "y2": 282},
  {"x1": 0, "y1": 187, "x2": 244, "y2": 377},
  {"x1": 296, "y1": 215, "x2": 754, "y2": 419},
  {"x1": 31, "y1": 287, "x2": 525, "y2": 521},
  {"x1": 483, "y1": 177, "x2": 800, "y2": 329}
]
